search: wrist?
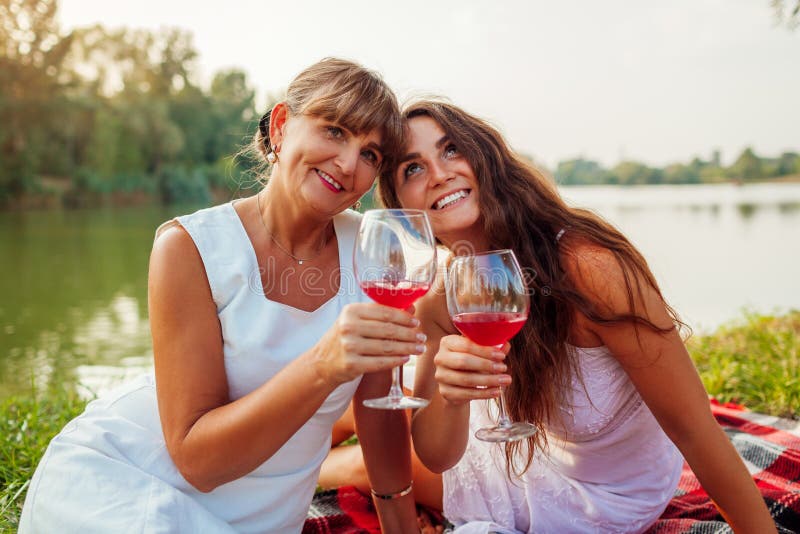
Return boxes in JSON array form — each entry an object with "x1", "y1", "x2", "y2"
[{"x1": 370, "y1": 482, "x2": 413, "y2": 500}]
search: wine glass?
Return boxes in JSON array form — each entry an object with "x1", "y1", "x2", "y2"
[
  {"x1": 354, "y1": 209, "x2": 437, "y2": 410},
  {"x1": 446, "y1": 249, "x2": 537, "y2": 442}
]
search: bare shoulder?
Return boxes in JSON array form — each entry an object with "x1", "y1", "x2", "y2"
[
  {"x1": 416, "y1": 275, "x2": 454, "y2": 336},
  {"x1": 559, "y1": 237, "x2": 626, "y2": 304},
  {"x1": 149, "y1": 221, "x2": 212, "y2": 306}
]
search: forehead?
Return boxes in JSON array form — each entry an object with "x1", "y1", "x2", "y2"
[{"x1": 404, "y1": 115, "x2": 446, "y2": 152}]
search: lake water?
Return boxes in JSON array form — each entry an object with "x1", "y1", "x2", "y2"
[{"x1": 1, "y1": 183, "x2": 799, "y2": 399}]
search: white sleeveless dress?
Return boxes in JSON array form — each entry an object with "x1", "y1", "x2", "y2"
[
  {"x1": 19, "y1": 203, "x2": 368, "y2": 533},
  {"x1": 443, "y1": 345, "x2": 683, "y2": 534}
]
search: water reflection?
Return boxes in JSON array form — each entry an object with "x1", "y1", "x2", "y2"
[
  {"x1": 0, "y1": 205, "x2": 194, "y2": 398},
  {"x1": 778, "y1": 202, "x2": 800, "y2": 214},
  {"x1": 2, "y1": 186, "x2": 799, "y2": 400}
]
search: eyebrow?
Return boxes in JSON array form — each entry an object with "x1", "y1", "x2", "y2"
[{"x1": 397, "y1": 135, "x2": 450, "y2": 165}]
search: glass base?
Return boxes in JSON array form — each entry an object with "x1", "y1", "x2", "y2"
[
  {"x1": 475, "y1": 422, "x2": 537, "y2": 442},
  {"x1": 362, "y1": 394, "x2": 430, "y2": 410}
]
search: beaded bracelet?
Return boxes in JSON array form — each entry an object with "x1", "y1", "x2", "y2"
[{"x1": 370, "y1": 482, "x2": 413, "y2": 500}]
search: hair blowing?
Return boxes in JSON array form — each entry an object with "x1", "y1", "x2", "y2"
[
  {"x1": 252, "y1": 57, "x2": 402, "y2": 177},
  {"x1": 377, "y1": 100, "x2": 686, "y2": 477}
]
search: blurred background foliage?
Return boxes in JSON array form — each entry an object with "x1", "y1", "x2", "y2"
[
  {"x1": 0, "y1": 0, "x2": 260, "y2": 207},
  {"x1": 1, "y1": 0, "x2": 799, "y2": 207}
]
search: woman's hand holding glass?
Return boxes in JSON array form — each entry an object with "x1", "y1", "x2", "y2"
[
  {"x1": 432, "y1": 335, "x2": 511, "y2": 405},
  {"x1": 312, "y1": 302, "x2": 425, "y2": 386}
]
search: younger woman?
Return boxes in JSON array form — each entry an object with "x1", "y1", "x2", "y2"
[{"x1": 378, "y1": 100, "x2": 775, "y2": 533}]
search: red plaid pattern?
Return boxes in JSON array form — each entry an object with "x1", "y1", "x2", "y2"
[{"x1": 304, "y1": 401, "x2": 800, "y2": 533}]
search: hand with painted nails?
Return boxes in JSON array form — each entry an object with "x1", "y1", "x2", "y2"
[
  {"x1": 313, "y1": 302, "x2": 426, "y2": 386},
  {"x1": 432, "y1": 336, "x2": 511, "y2": 406}
]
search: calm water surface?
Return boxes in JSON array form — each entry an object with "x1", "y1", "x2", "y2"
[{"x1": 1, "y1": 184, "x2": 798, "y2": 398}]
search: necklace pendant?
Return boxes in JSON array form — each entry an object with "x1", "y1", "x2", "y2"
[{"x1": 298, "y1": 260, "x2": 304, "y2": 265}]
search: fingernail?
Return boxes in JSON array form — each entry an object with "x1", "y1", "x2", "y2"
[
  {"x1": 492, "y1": 363, "x2": 507, "y2": 372},
  {"x1": 498, "y1": 375, "x2": 512, "y2": 385},
  {"x1": 415, "y1": 344, "x2": 426, "y2": 354},
  {"x1": 411, "y1": 318, "x2": 421, "y2": 327},
  {"x1": 416, "y1": 333, "x2": 427, "y2": 342},
  {"x1": 492, "y1": 351, "x2": 505, "y2": 360}
]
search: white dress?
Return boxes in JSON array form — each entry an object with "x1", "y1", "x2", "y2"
[
  {"x1": 443, "y1": 345, "x2": 683, "y2": 534},
  {"x1": 19, "y1": 203, "x2": 368, "y2": 533}
]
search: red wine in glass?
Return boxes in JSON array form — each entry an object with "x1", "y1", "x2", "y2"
[
  {"x1": 451, "y1": 312, "x2": 527, "y2": 347},
  {"x1": 447, "y1": 250, "x2": 537, "y2": 442},
  {"x1": 354, "y1": 209, "x2": 437, "y2": 410},
  {"x1": 360, "y1": 280, "x2": 431, "y2": 311}
]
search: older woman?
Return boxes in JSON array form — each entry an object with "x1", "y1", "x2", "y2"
[{"x1": 19, "y1": 58, "x2": 421, "y2": 533}]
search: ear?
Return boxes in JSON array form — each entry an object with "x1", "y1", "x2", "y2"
[{"x1": 269, "y1": 102, "x2": 288, "y2": 148}]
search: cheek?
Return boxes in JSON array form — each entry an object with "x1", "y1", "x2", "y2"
[
  {"x1": 395, "y1": 181, "x2": 425, "y2": 209},
  {"x1": 353, "y1": 166, "x2": 377, "y2": 193}
]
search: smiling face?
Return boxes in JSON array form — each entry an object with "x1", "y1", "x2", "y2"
[
  {"x1": 274, "y1": 109, "x2": 383, "y2": 217},
  {"x1": 394, "y1": 115, "x2": 485, "y2": 249}
]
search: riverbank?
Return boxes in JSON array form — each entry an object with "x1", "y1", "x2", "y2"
[
  {"x1": 3, "y1": 174, "x2": 799, "y2": 211},
  {"x1": 0, "y1": 310, "x2": 798, "y2": 529}
]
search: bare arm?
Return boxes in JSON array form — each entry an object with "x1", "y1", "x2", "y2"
[
  {"x1": 566, "y1": 244, "x2": 776, "y2": 534},
  {"x1": 353, "y1": 372, "x2": 418, "y2": 533},
  {"x1": 409, "y1": 289, "x2": 509, "y2": 473},
  {"x1": 149, "y1": 226, "x2": 422, "y2": 492}
]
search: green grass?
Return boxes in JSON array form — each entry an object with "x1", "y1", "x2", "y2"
[
  {"x1": 0, "y1": 311, "x2": 797, "y2": 530},
  {"x1": 0, "y1": 388, "x2": 87, "y2": 532},
  {"x1": 688, "y1": 310, "x2": 800, "y2": 420}
]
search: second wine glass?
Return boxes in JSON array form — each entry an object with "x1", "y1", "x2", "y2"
[
  {"x1": 354, "y1": 209, "x2": 437, "y2": 410},
  {"x1": 446, "y1": 249, "x2": 537, "y2": 442}
]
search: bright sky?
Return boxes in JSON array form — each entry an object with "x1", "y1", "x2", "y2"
[{"x1": 58, "y1": 0, "x2": 799, "y2": 169}]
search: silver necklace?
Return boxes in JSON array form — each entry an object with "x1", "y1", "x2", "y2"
[{"x1": 256, "y1": 191, "x2": 329, "y2": 265}]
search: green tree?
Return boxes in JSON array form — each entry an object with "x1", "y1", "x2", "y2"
[
  {"x1": 609, "y1": 161, "x2": 663, "y2": 185},
  {"x1": 554, "y1": 158, "x2": 608, "y2": 185},
  {"x1": 0, "y1": 0, "x2": 72, "y2": 199},
  {"x1": 728, "y1": 147, "x2": 764, "y2": 181},
  {"x1": 772, "y1": 0, "x2": 800, "y2": 30}
]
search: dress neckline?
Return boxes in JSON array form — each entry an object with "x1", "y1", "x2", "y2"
[{"x1": 226, "y1": 201, "x2": 348, "y2": 315}]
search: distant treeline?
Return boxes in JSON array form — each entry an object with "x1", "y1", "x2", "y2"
[
  {"x1": 554, "y1": 149, "x2": 800, "y2": 186},
  {"x1": 2, "y1": 1, "x2": 798, "y2": 209},
  {"x1": 1, "y1": 0, "x2": 259, "y2": 207}
]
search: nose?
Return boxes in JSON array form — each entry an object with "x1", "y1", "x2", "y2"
[
  {"x1": 428, "y1": 159, "x2": 453, "y2": 188},
  {"x1": 335, "y1": 143, "x2": 359, "y2": 177}
]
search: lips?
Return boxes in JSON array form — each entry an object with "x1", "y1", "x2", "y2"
[
  {"x1": 432, "y1": 189, "x2": 470, "y2": 210},
  {"x1": 316, "y1": 169, "x2": 344, "y2": 192}
]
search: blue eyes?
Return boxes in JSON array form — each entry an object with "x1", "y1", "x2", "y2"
[
  {"x1": 402, "y1": 144, "x2": 459, "y2": 179},
  {"x1": 326, "y1": 126, "x2": 344, "y2": 139},
  {"x1": 361, "y1": 150, "x2": 380, "y2": 166},
  {"x1": 324, "y1": 125, "x2": 381, "y2": 167},
  {"x1": 404, "y1": 163, "x2": 423, "y2": 178}
]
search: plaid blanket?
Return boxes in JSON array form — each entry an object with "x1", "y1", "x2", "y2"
[
  {"x1": 647, "y1": 400, "x2": 800, "y2": 533},
  {"x1": 304, "y1": 401, "x2": 799, "y2": 533}
]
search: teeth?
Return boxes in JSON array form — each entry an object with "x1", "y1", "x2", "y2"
[
  {"x1": 435, "y1": 190, "x2": 468, "y2": 210},
  {"x1": 318, "y1": 170, "x2": 343, "y2": 191}
]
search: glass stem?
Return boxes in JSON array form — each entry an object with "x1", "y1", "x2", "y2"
[
  {"x1": 496, "y1": 388, "x2": 512, "y2": 428},
  {"x1": 388, "y1": 363, "x2": 404, "y2": 400}
]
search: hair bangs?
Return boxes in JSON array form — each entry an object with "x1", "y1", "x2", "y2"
[{"x1": 301, "y1": 80, "x2": 403, "y2": 168}]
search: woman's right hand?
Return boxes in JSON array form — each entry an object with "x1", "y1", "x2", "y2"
[
  {"x1": 312, "y1": 302, "x2": 426, "y2": 386},
  {"x1": 433, "y1": 335, "x2": 511, "y2": 406}
]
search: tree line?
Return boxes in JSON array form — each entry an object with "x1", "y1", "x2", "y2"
[
  {"x1": 554, "y1": 148, "x2": 800, "y2": 186},
  {"x1": 1, "y1": 0, "x2": 259, "y2": 207},
  {"x1": 1, "y1": 0, "x2": 798, "y2": 208}
]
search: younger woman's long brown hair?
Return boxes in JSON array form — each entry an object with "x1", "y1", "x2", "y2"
[{"x1": 377, "y1": 100, "x2": 685, "y2": 476}]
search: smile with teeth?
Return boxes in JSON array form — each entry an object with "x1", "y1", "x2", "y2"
[
  {"x1": 433, "y1": 189, "x2": 470, "y2": 210},
  {"x1": 316, "y1": 169, "x2": 343, "y2": 191}
]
